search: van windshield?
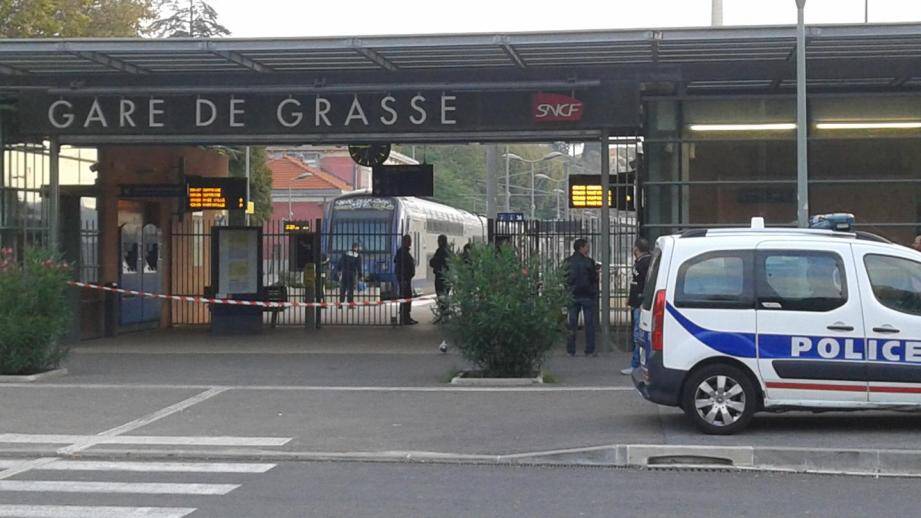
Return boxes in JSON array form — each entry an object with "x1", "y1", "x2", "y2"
[{"x1": 641, "y1": 247, "x2": 662, "y2": 310}]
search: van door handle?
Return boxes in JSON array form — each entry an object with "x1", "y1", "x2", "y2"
[
  {"x1": 873, "y1": 326, "x2": 901, "y2": 334},
  {"x1": 826, "y1": 324, "x2": 854, "y2": 332}
]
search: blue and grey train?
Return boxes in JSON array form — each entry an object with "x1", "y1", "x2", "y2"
[{"x1": 322, "y1": 191, "x2": 486, "y2": 291}]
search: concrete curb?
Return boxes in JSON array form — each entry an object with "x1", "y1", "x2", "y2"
[
  {"x1": 0, "y1": 368, "x2": 67, "y2": 383},
  {"x1": 450, "y1": 371, "x2": 544, "y2": 386},
  {"x1": 3, "y1": 443, "x2": 921, "y2": 477}
]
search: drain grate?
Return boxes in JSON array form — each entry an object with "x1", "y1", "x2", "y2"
[{"x1": 646, "y1": 455, "x2": 734, "y2": 466}]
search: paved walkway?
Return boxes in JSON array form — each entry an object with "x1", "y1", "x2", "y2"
[{"x1": 3, "y1": 327, "x2": 921, "y2": 475}]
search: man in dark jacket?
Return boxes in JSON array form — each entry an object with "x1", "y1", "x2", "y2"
[
  {"x1": 337, "y1": 242, "x2": 362, "y2": 306},
  {"x1": 622, "y1": 238, "x2": 652, "y2": 374},
  {"x1": 429, "y1": 234, "x2": 451, "y2": 322},
  {"x1": 394, "y1": 234, "x2": 417, "y2": 325},
  {"x1": 564, "y1": 238, "x2": 599, "y2": 356}
]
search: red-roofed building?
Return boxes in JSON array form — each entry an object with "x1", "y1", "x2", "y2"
[{"x1": 267, "y1": 156, "x2": 352, "y2": 222}]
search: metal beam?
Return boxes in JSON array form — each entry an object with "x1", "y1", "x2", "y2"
[
  {"x1": 0, "y1": 62, "x2": 26, "y2": 76},
  {"x1": 206, "y1": 43, "x2": 273, "y2": 73},
  {"x1": 352, "y1": 40, "x2": 397, "y2": 72},
  {"x1": 67, "y1": 48, "x2": 147, "y2": 75},
  {"x1": 497, "y1": 38, "x2": 526, "y2": 69}
]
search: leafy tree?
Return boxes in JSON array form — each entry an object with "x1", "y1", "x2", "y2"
[
  {"x1": 228, "y1": 146, "x2": 273, "y2": 224},
  {"x1": 0, "y1": 0, "x2": 156, "y2": 38},
  {"x1": 148, "y1": 0, "x2": 228, "y2": 37}
]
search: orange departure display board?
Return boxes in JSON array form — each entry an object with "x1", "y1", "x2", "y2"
[
  {"x1": 186, "y1": 176, "x2": 247, "y2": 211},
  {"x1": 568, "y1": 175, "x2": 613, "y2": 209}
]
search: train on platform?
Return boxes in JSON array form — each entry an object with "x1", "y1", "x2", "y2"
[{"x1": 323, "y1": 191, "x2": 486, "y2": 292}]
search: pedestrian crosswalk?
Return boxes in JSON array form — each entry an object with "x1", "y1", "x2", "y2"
[{"x1": 0, "y1": 458, "x2": 276, "y2": 517}]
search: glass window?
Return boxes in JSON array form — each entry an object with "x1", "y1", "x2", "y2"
[
  {"x1": 675, "y1": 251, "x2": 753, "y2": 309},
  {"x1": 641, "y1": 248, "x2": 662, "y2": 311},
  {"x1": 864, "y1": 254, "x2": 921, "y2": 317},
  {"x1": 757, "y1": 252, "x2": 847, "y2": 312}
]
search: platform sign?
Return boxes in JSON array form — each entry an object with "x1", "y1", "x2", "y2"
[
  {"x1": 372, "y1": 164, "x2": 434, "y2": 197},
  {"x1": 186, "y1": 176, "x2": 247, "y2": 211},
  {"x1": 497, "y1": 212, "x2": 525, "y2": 222},
  {"x1": 568, "y1": 174, "x2": 636, "y2": 210}
]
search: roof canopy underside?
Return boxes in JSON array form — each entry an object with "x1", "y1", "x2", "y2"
[{"x1": 2, "y1": 24, "x2": 921, "y2": 95}]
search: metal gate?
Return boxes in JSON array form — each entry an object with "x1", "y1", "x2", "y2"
[
  {"x1": 1, "y1": 144, "x2": 51, "y2": 251},
  {"x1": 171, "y1": 217, "x2": 407, "y2": 327}
]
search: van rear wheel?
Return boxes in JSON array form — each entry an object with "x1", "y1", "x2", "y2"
[{"x1": 682, "y1": 364, "x2": 756, "y2": 435}]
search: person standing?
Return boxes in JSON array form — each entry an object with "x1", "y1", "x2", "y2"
[
  {"x1": 429, "y1": 234, "x2": 451, "y2": 322},
  {"x1": 912, "y1": 234, "x2": 921, "y2": 252},
  {"x1": 394, "y1": 234, "x2": 417, "y2": 325},
  {"x1": 622, "y1": 238, "x2": 652, "y2": 375},
  {"x1": 564, "y1": 238, "x2": 599, "y2": 357},
  {"x1": 337, "y1": 242, "x2": 362, "y2": 307}
]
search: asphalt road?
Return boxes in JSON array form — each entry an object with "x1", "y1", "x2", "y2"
[{"x1": 2, "y1": 460, "x2": 917, "y2": 518}]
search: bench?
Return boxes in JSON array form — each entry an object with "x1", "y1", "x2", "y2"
[{"x1": 262, "y1": 285, "x2": 288, "y2": 328}]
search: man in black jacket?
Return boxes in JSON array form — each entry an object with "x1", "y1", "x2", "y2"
[
  {"x1": 429, "y1": 234, "x2": 451, "y2": 322},
  {"x1": 337, "y1": 242, "x2": 362, "y2": 306},
  {"x1": 622, "y1": 238, "x2": 652, "y2": 375},
  {"x1": 394, "y1": 235, "x2": 417, "y2": 325},
  {"x1": 564, "y1": 238, "x2": 599, "y2": 356}
]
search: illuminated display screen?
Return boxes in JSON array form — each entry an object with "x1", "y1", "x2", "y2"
[
  {"x1": 567, "y1": 174, "x2": 634, "y2": 210},
  {"x1": 569, "y1": 175, "x2": 613, "y2": 209},
  {"x1": 186, "y1": 176, "x2": 247, "y2": 211},
  {"x1": 284, "y1": 221, "x2": 311, "y2": 232}
]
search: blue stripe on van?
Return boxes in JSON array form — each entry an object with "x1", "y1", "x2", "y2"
[{"x1": 665, "y1": 303, "x2": 757, "y2": 358}]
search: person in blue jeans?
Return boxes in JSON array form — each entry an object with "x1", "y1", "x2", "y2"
[
  {"x1": 622, "y1": 238, "x2": 652, "y2": 374},
  {"x1": 565, "y1": 238, "x2": 599, "y2": 357}
]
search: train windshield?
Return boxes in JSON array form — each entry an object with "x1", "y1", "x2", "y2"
[{"x1": 329, "y1": 197, "x2": 396, "y2": 254}]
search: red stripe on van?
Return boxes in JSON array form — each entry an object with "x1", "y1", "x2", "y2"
[
  {"x1": 767, "y1": 382, "x2": 921, "y2": 394},
  {"x1": 765, "y1": 382, "x2": 866, "y2": 392}
]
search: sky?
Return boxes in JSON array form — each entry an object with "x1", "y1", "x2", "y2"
[{"x1": 209, "y1": 0, "x2": 921, "y2": 38}]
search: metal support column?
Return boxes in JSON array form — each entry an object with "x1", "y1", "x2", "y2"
[
  {"x1": 795, "y1": 0, "x2": 809, "y2": 228},
  {"x1": 504, "y1": 145, "x2": 511, "y2": 212},
  {"x1": 49, "y1": 138, "x2": 60, "y2": 252},
  {"x1": 485, "y1": 144, "x2": 498, "y2": 219},
  {"x1": 244, "y1": 146, "x2": 251, "y2": 225},
  {"x1": 600, "y1": 130, "x2": 612, "y2": 353}
]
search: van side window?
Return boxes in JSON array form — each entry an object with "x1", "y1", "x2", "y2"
[
  {"x1": 757, "y1": 251, "x2": 847, "y2": 312},
  {"x1": 675, "y1": 251, "x2": 753, "y2": 309},
  {"x1": 641, "y1": 248, "x2": 662, "y2": 311},
  {"x1": 864, "y1": 254, "x2": 921, "y2": 316}
]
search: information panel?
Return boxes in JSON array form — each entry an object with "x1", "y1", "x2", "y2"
[
  {"x1": 212, "y1": 227, "x2": 261, "y2": 297},
  {"x1": 372, "y1": 164, "x2": 434, "y2": 197},
  {"x1": 186, "y1": 176, "x2": 247, "y2": 211},
  {"x1": 569, "y1": 175, "x2": 612, "y2": 209}
]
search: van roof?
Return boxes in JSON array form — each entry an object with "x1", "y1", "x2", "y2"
[{"x1": 675, "y1": 227, "x2": 891, "y2": 244}]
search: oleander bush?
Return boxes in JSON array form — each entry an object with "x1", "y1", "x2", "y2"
[
  {"x1": 0, "y1": 248, "x2": 72, "y2": 375},
  {"x1": 442, "y1": 243, "x2": 569, "y2": 378}
]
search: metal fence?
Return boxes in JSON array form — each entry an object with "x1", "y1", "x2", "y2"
[
  {"x1": 490, "y1": 214, "x2": 639, "y2": 346},
  {"x1": 171, "y1": 218, "x2": 406, "y2": 327}
]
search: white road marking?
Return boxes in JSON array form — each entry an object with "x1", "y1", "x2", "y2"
[
  {"x1": 0, "y1": 458, "x2": 58, "y2": 481},
  {"x1": 0, "y1": 434, "x2": 291, "y2": 447},
  {"x1": 36, "y1": 460, "x2": 276, "y2": 473},
  {"x1": 58, "y1": 387, "x2": 229, "y2": 455},
  {"x1": 0, "y1": 505, "x2": 196, "y2": 518},
  {"x1": 0, "y1": 480, "x2": 240, "y2": 495},
  {"x1": 0, "y1": 382, "x2": 635, "y2": 392}
]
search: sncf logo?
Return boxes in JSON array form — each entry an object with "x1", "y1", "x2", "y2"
[{"x1": 532, "y1": 93, "x2": 584, "y2": 123}]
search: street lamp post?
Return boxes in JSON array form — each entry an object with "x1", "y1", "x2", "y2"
[
  {"x1": 502, "y1": 151, "x2": 566, "y2": 220},
  {"x1": 795, "y1": 0, "x2": 809, "y2": 228},
  {"x1": 288, "y1": 171, "x2": 313, "y2": 220}
]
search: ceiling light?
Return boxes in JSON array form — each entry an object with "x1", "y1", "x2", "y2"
[
  {"x1": 688, "y1": 123, "x2": 796, "y2": 132},
  {"x1": 815, "y1": 121, "x2": 921, "y2": 130}
]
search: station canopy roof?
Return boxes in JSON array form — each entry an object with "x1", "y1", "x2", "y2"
[{"x1": 1, "y1": 23, "x2": 921, "y2": 94}]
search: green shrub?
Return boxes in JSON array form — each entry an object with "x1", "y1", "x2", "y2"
[
  {"x1": 0, "y1": 248, "x2": 72, "y2": 375},
  {"x1": 442, "y1": 244, "x2": 569, "y2": 378}
]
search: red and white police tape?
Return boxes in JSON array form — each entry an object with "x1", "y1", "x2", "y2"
[{"x1": 67, "y1": 281, "x2": 435, "y2": 308}]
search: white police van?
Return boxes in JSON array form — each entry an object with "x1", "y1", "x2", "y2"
[{"x1": 632, "y1": 216, "x2": 921, "y2": 434}]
